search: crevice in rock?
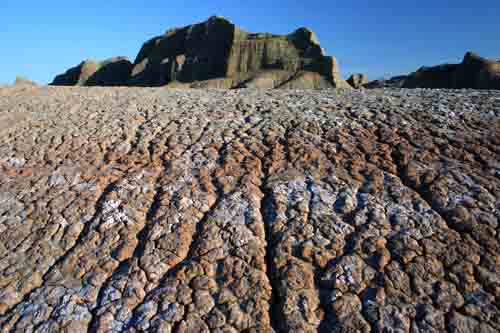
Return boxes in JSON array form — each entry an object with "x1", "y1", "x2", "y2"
[
  {"x1": 122, "y1": 140, "x2": 237, "y2": 331},
  {"x1": 305, "y1": 176, "x2": 316, "y2": 226},
  {"x1": 390, "y1": 147, "x2": 451, "y2": 226},
  {"x1": 316, "y1": 189, "x2": 369, "y2": 332},
  {"x1": 88, "y1": 179, "x2": 164, "y2": 333},
  {"x1": 176, "y1": 120, "x2": 212, "y2": 158},
  {"x1": 258, "y1": 139, "x2": 284, "y2": 333},
  {"x1": 123, "y1": 187, "x2": 222, "y2": 331},
  {"x1": 444, "y1": 310, "x2": 454, "y2": 333},
  {"x1": 283, "y1": 126, "x2": 292, "y2": 168},
  {"x1": 0, "y1": 179, "x2": 119, "y2": 323},
  {"x1": 261, "y1": 194, "x2": 283, "y2": 332},
  {"x1": 129, "y1": 118, "x2": 148, "y2": 153}
]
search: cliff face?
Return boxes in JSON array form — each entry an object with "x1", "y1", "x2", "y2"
[
  {"x1": 129, "y1": 17, "x2": 236, "y2": 86},
  {"x1": 455, "y1": 52, "x2": 500, "y2": 89},
  {"x1": 128, "y1": 16, "x2": 347, "y2": 88},
  {"x1": 51, "y1": 57, "x2": 132, "y2": 86},
  {"x1": 49, "y1": 16, "x2": 349, "y2": 89}
]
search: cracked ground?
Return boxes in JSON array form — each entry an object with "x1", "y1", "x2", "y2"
[{"x1": 0, "y1": 85, "x2": 499, "y2": 332}]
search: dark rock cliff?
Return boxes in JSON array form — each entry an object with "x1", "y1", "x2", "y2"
[
  {"x1": 51, "y1": 57, "x2": 132, "y2": 86},
  {"x1": 51, "y1": 16, "x2": 349, "y2": 89},
  {"x1": 403, "y1": 52, "x2": 500, "y2": 89}
]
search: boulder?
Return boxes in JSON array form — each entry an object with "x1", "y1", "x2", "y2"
[
  {"x1": 51, "y1": 57, "x2": 133, "y2": 86},
  {"x1": 129, "y1": 16, "x2": 348, "y2": 89},
  {"x1": 347, "y1": 74, "x2": 369, "y2": 88},
  {"x1": 14, "y1": 76, "x2": 37, "y2": 86},
  {"x1": 403, "y1": 52, "x2": 500, "y2": 89}
]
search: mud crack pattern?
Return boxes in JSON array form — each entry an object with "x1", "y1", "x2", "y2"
[{"x1": 0, "y1": 85, "x2": 499, "y2": 332}]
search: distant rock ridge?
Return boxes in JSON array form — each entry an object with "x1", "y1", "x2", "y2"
[
  {"x1": 403, "y1": 52, "x2": 500, "y2": 89},
  {"x1": 51, "y1": 16, "x2": 350, "y2": 89},
  {"x1": 363, "y1": 75, "x2": 407, "y2": 89},
  {"x1": 51, "y1": 57, "x2": 132, "y2": 86}
]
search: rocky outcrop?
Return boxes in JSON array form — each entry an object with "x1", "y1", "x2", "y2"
[
  {"x1": 403, "y1": 64, "x2": 458, "y2": 89},
  {"x1": 13, "y1": 76, "x2": 37, "y2": 86},
  {"x1": 49, "y1": 17, "x2": 349, "y2": 90},
  {"x1": 363, "y1": 75, "x2": 407, "y2": 89},
  {"x1": 128, "y1": 16, "x2": 348, "y2": 88},
  {"x1": 404, "y1": 52, "x2": 500, "y2": 89},
  {"x1": 51, "y1": 57, "x2": 133, "y2": 86},
  {"x1": 455, "y1": 52, "x2": 500, "y2": 89},
  {"x1": 1, "y1": 86, "x2": 499, "y2": 332},
  {"x1": 347, "y1": 73, "x2": 369, "y2": 88}
]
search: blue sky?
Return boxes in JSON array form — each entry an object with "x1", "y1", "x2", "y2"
[{"x1": 1, "y1": 1, "x2": 499, "y2": 84}]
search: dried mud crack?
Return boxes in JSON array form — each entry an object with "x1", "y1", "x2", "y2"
[{"x1": 0, "y1": 85, "x2": 499, "y2": 332}]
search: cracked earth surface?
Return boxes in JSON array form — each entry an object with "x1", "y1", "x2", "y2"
[{"x1": 0, "y1": 85, "x2": 499, "y2": 332}]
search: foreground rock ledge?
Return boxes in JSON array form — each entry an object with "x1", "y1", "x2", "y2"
[{"x1": 0, "y1": 86, "x2": 499, "y2": 332}]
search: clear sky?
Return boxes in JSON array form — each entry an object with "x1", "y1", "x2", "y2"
[{"x1": 2, "y1": 1, "x2": 499, "y2": 84}]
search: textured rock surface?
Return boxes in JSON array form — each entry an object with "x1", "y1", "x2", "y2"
[
  {"x1": 404, "y1": 52, "x2": 500, "y2": 90},
  {"x1": 0, "y1": 85, "x2": 499, "y2": 332},
  {"x1": 51, "y1": 57, "x2": 133, "y2": 86},
  {"x1": 128, "y1": 16, "x2": 348, "y2": 89}
]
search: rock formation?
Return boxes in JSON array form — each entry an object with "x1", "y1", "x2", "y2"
[
  {"x1": 404, "y1": 52, "x2": 500, "y2": 89},
  {"x1": 363, "y1": 75, "x2": 407, "y2": 89},
  {"x1": 51, "y1": 57, "x2": 133, "y2": 86},
  {"x1": 347, "y1": 73, "x2": 369, "y2": 88},
  {"x1": 1, "y1": 85, "x2": 499, "y2": 332},
  {"x1": 51, "y1": 16, "x2": 349, "y2": 89}
]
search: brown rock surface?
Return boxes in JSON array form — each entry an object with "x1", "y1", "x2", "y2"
[{"x1": 0, "y1": 85, "x2": 499, "y2": 332}]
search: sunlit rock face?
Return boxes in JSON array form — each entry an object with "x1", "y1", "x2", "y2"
[
  {"x1": 128, "y1": 16, "x2": 349, "y2": 88},
  {"x1": 48, "y1": 17, "x2": 350, "y2": 90}
]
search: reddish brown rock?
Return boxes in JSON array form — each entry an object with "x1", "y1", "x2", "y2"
[{"x1": 0, "y1": 85, "x2": 499, "y2": 332}]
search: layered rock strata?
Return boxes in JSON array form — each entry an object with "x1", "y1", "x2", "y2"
[{"x1": 51, "y1": 17, "x2": 350, "y2": 89}]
